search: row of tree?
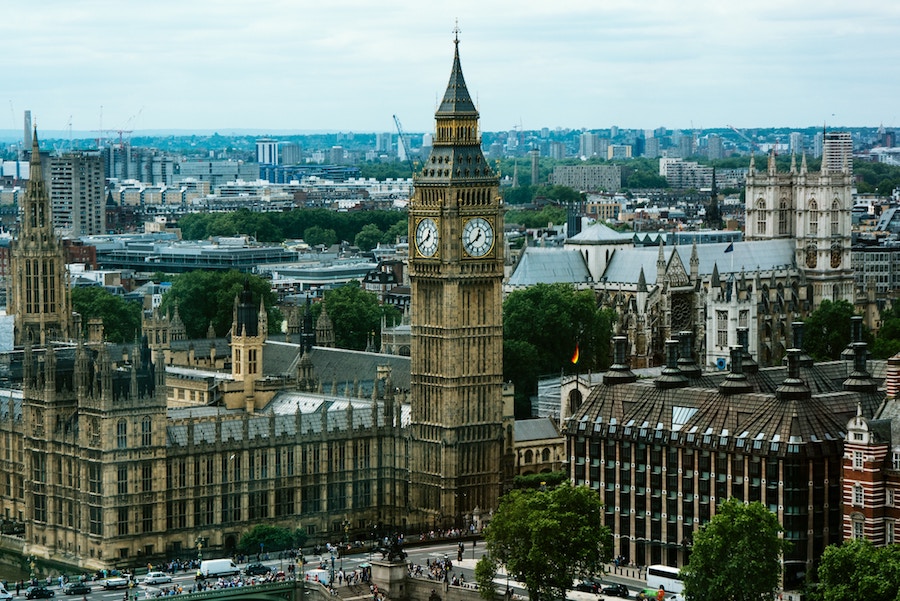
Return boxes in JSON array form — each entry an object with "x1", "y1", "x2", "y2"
[{"x1": 177, "y1": 208, "x2": 407, "y2": 249}]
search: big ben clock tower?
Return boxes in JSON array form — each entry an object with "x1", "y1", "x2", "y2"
[{"x1": 408, "y1": 33, "x2": 504, "y2": 528}]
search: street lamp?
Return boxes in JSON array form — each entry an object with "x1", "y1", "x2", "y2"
[
  {"x1": 329, "y1": 553, "x2": 335, "y2": 588},
  {"x1": 195, "y1": 537, "x2": 204, "y2": 563},
  {"x1": 28, "y1": 555, "x2": 35, "y2": 583}
]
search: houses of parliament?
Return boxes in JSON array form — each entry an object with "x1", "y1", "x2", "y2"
[{"x1": 0, "y1": 38, "x2": 514, "y2": 570}]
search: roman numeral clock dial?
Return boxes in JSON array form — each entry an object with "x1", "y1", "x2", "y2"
[
  {"x1": 415, "y1": 217, "x2": 439, "y2": 258},
  {"x1": 462, "y1": 217, "x2": 494, "y2": 258}
]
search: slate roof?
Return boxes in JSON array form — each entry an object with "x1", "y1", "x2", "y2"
[
  {"x1": 514, "y1": 417, "x2": 562, "y2": 443},
  {"x1": 567, "y1": 222, "x2": 633, "y2": 245},
  {"x1": 506, "y1": 247, "x2": 591, "y2": 287},
  {"x1": 568, "y1": 359, "x2": 885, "y2": 455},
  {"x1": 165, "y1": 393, "x2": 410, "y2": 447},
  {"x1": 601, "y1": 239, "x2": 796, "y2": 286}
]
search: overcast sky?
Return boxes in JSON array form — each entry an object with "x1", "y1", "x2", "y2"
[{"x1": 4, "y1": 0, "x2": 899, "y2": 136}]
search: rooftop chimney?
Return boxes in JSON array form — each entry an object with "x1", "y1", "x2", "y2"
[
  {"x1": 776, "y1": 349, "x2": 811, "y2": 401},
  {"x1": 655, "y1": 339, "x2": 689, "y2": 390},
  {"x1": 791, "y1": 321, "x2": 814, "y2": 367},
  {"x1": 841, "y1": 315, "x2": 864, "y2": 361},
  {"x1": 736, "y1": 327, "x2": 758, "y2": 374},
  {"x1": 843, "y1": 342, "x2": 877, "y2": 393},
  {"x1": 604, "y1": 336, "x2": 637, "y2": 386},
  {"x1": 718, "y1": 346, "x2": 754, "y2": 395},
  {"x1": 676, "y1": 331, "x2": 702, "y2": 379}
]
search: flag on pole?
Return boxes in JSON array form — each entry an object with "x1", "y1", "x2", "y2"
[
  {"x1": 724, "y1": 242, "x2": 734, "y2": 253},
  {"x1": 571, "y1": 344, "x2": 580, "y2": 365}
]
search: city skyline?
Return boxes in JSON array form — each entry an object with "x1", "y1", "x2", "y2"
[{"x1": 4, "y1": 1, "x2": 900, "y2": 136}]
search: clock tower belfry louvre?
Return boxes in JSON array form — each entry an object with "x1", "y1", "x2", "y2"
[{"x1": 408, "y1": 34, "x2": 505, "y2": 527}]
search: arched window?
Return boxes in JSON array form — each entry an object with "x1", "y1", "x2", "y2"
[
  {"x1": 755, "y1": 199, "x2": 766, "y2": 235},
  {"x1": 524, "y1": 450, "x2": 533, "y2": 464},
  {"x1": 117, "y1": 419, "x2": 128, "y2": 449},
  {"x1": 141, "y1": 416, "x2": 152, "y2": 447},
  {"x1": 568, "y1": 389, "x2": 583, "y2": 415},
  {"x1": 831, "y1": 199, "x2": 841, "y2": 236},
  {"x1": 808, "y1": 200, "x2": 818, "y2": 235},
  {"x1": 778, "y1": 198, "x2": 789, "y2": 235},
  {"x1": 541, "y1": 448, "x2": 551, "y2": 462}
]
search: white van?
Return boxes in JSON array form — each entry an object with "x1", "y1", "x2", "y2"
[
  {"x1": 304, "y1": 568, "x2": 331, "y2": 586},
  {"x1": 199, "y1": 559, "x2": 240, "y2": 578}
]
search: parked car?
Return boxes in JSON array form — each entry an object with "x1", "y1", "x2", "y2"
[
  {"x1": 142, "y1": 572, "x2": 172, "y2": 585},
  {"x1": 574, "y1": 579, "x2": 599, "y2": 593},
  {"x1": 102, "y1": 577, "x2": 130, "y2": 590},
  {"x1": 63, "y1": 583, "x2": 91, "y2": 596},
  {"x1": 245, "y1": 563, "x2": 271, "y2": 576},
  {"x1": 602, "y1": 583, "x2": 631, "y2": 598},
  {"x1": 24, "y1": 587, "x2": 54, "y2": 600}
]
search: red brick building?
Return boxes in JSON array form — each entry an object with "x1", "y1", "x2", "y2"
[{"x1": 842, "y1": 353, "x2": 900, "y2": 545}]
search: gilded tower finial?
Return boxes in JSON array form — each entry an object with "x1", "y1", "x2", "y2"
[{"x1": 453, "y1": 19, "x2": 460, "y2": 44}]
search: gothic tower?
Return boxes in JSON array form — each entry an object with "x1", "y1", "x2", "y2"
[
  {"x1": 230, "y1": 281, "x2": 267, "y2": 409},
  {"x1": 744, "y1": 141, "x2": 854, "y2": 307},
  {"x1": 408, "y1": 34, "x2": 505, "y2": 527},
  {"x1": 9, "y1": 129, "x2": 72, "y2": 346}
]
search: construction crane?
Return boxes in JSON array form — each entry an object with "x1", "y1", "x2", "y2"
[
  {"x1": 393, "y1": 114, "x2": 415, "y2": 174},
  {"x1": 727, "y1": 125, "x2": 760, "y2": 153}
]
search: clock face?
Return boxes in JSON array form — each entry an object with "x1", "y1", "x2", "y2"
[
  {"x1": 415, "y1": 217, "x2": 439, "y2": 257},
  {"x1": 462, "y1": 217, "x2": 494, "y2": 258}
]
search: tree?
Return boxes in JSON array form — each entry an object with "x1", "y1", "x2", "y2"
[
  {"x1": 71, "y1": 286, "x2": 142, "y2": 343},
  {"x1": 475, "y1": 555, "x2": 499, "y2": 600},
  {"x1": 303, "y1": 225, "x2": 337, "y2": 247},
  {"x1": 237, "y1": 524, "x2": 308, "y2": 555},
  {"x1": 503, "y1": 283, "x2": 616, "y2": 417},
  {"x1": 316, "y1": 282, "x2": 400, "y2": 351},
  {"x1": 483, "y1": 482, "x2": 612, "y2": 601},
  {"x1": 354, "y1": 223, "x2": 384, "y2": 252},
  {"x1": 812, "y1": 538, "x2": 900, "y2": 601},
  {"x1": 872, "y1": 304, "x2": 900, "y2": 359},
  {"x1": 803, "y1": 300, "x2": 860, "y2": 360},
  {"x1": 681, "y1": 498, "x2": 790, "y2": 601},
  {"x1": 159, "y1": 271, "x2": 282, "y2": 339}
]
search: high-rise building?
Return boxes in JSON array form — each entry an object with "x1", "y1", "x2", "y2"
[
  {"x1": 579, "y1": 132, "x2": 600, "y2": 158},
  {"x1": 707, "y1": 134, "x2": 724, "y2": 160},
  {"x1": 256, "y1": 138, "x2": 278, "y2": 164},
  {"x1": 49, "y1": 151, "x2": 106, "y2": 236},
  {"x1": 408, "y1": 34, "x2": 510, "y2": 527},
  {"x1": 822, "y1": 131, "x2": 853, "y2": 174},
  {"x1": 376, "y1": 132, "x2": 392, "y2": 153},
  {"x1": 789, "y1": 132, "x2": 805, "y2": 155},
  {"x1": 549, "y1": 141, "x2": 567, "y2": 160}
]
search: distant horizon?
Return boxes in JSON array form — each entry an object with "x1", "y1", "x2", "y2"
[{"x1": 0, "y1": 123, "x2": 886, "y2": 146}]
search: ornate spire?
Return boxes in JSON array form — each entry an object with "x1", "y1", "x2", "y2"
[{"x1": 436, "y1": 32, "x2": 478, "y2": 118}]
